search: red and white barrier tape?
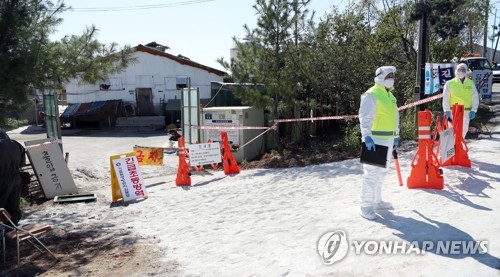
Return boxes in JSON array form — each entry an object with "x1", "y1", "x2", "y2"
[
  {"x1": 397, "y1": 93, "x2": 443, "y2": 111},
  {"x1": 274, "y1": 114, "x2": 359, "y2": 123},
  {"x1": 190, "y1": 94, "x2": 443, "y2": 128},
  {"x1": 274, "y1": 94, "x2": 443, "y2": 123},
  {"x1": 191, "y1": 125, "x2": 272, "y2": 130},
  {"x1": 237, "y1": 124, "x2": 278, "y2": 150}
]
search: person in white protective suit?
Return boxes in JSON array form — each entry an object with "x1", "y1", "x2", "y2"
[
  {"x1": 358, "y1": 66, "x2": 400, "y2": 220},
  {"x1": 442, "y1": 63, "x2": 479, "y2": 138}
]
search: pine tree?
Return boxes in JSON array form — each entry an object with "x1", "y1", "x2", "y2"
[{"x1": 219, "y1": 0, "x2": 312, "y2": 152}]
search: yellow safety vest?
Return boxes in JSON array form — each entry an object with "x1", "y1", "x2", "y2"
[
  {"x1": 367, "y1": 83, "x2": 398, "y2": 138},
  {"x1": 447, "y1": 77, "x2": 474, "y2": 111}
]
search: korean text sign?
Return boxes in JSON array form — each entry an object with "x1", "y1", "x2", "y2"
[
  {"x1": 112, "y1": 156, "x2": 148, "y2": 202},
  {"x1": 133, "y1": 147, "x2": 164, "y2": 166},
  {"x1": 187, "y1": 142, "x2": 222, "y2": 166}
]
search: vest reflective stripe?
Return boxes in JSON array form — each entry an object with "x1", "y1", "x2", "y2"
[
  {"x1": 372, "y1": 131, "x2": 396, "y2": 136},
  {"x1": 448, "y1": 78, "x2": 474, "y2": 111},
  {"x1": 368, "y1": 83, "x2": 398, "y2": 138}
]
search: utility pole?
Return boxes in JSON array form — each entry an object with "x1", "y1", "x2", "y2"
[
  {"x1": 414, "y1": 2, "x2": 429, "y2": 130},
  {"x1": 493, "y1": 9, "x2": 497, "y2": 62},
  {"x1": 415, "y1": 10, "x2": 428, "y2": 112},
  {"x1": 483, "y1": 0, "x2": 489, "y2": 57},
  {"x1": 494, "y1": 28, "x2": 500, "y2": 62}
]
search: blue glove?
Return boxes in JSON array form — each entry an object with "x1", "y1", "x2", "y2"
[
  {"x1": 364, "y1": 136, "x2": 376, "y2": 151},
  {"x1": 393, "y1": 137, "x2": 399, "y2": 150},
  {"x1": 445, "y1": 111, "x2": 451, "y2": 119},
  {"x1": 469, "y1": 111, "x2": 476, "y2": 120}
]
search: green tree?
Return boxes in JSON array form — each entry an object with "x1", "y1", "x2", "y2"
[
  {"x1": 219, "y1": 0, "x2": 312, "y2": 152},
  {"x1": 299, "y1": 5, "x2": 378, "y2": 138},
  {"x1": 0, "y1": 0, "x2": 133, "y2": 127},
  {"x1": 409, "y1": 0, "x2": 471, "y2": 61}
]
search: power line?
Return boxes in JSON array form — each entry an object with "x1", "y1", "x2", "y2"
[{"x1": 68, "y1": 0, "x2": 216, "y2": 12}]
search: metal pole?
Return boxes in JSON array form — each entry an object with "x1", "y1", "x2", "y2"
[
  {"x1": 493, "y1": 30, "x2": 500, "y2": 62},
  {"x1": 493, "y1": 9, "x2": 497, "y2": 62},
  {"x1": 415, "y1": 8, "x2": 428, "y2": 132},
  {"x1": 414, "y1": 15, "x2": 424, "y2": 129},
  {"x1": 34, "y1": 99, "x2": 38, "y2": 126},
  {"x1": 419, "y1": 12, "x2": 428, "y2": 111},
  {"x1": 483, "y1": 0, "x2": 489, "y2": 57}
]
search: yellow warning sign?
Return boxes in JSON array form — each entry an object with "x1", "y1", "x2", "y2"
[
  {"x1": 110, "y1": 152, "x2": 149, "y2": 203},
  {"x1": 133, "y1": 147, "x2": 164, "y2": 166}
]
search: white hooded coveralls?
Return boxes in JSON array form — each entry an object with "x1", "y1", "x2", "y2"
[
  {"x1": 358, "y1": 66, "x2": 399, "y2": 208},
  {"x1": 442, "y1": 63, "x2": 480, "y2": 138}
]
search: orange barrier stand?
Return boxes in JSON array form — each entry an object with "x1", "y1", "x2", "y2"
[
  {"x1": 407, "y1": 110, "x2": 444, "y2": 190},
  {"x1": 175, "y1": 137, "x2": 191, "y2": 186},
  {"x1": 441, "y1": 104, "x2": 471, "y2": 168},
  {"x1": 220, "y1": 132, "x2": 240, "y2": 175}
]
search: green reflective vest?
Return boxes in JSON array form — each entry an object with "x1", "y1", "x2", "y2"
[
  {"x1": 368, "y1": 83, "x2": 397, "y2": 138},
  {"x1": 448, "y1": 77, "x2": 474, "y2": 111}
]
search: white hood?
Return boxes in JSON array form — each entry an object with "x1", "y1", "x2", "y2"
[
  {"x1": 374, "y1": 66, "x2": 396, "y2": 87},
  {"x1": 455, "y1": 63, "x2": 468, "y2": 76}
]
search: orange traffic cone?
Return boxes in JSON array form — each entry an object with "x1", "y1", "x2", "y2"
[
  {"x1": 221, "y1": 132, "x2": 240, "y2": 175},
  {"x1": 407, "y1": 110, "x2": 444, "y2": 190},
  {"x1": 441, "y1": 104, "x2": 471, "y2": 168},
  {"x1": 176, "y1": 137, "x2": 191, "y2": 186}
]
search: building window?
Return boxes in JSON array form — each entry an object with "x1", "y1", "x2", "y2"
[{"x1": 176, "y1": 76, "x2": 188, "y2": 90}]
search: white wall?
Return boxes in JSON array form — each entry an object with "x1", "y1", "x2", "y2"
[{"x1": 65, "y1": 51, "x2": 224, "y2": 114}]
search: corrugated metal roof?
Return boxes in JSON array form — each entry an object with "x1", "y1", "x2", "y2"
[
  {"x1": 61, "y1": 104, "x2": 81, "y2": 118},
  {"x1": 135, "y1": 44, "x2": 226, "y2": 76},
  {"x1": 76, "y1": 102, "x2": 91, "y2": 114},
  {"x1": 61, "y1": 100, "x2": 122, "y2": 119},
  {"x1": 87, "y1": 101, "x2": 107, "y2": 112}
]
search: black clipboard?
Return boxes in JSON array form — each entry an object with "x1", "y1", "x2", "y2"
[{"x1": 360, "y1": 142, "x2": 388, "y2": 168}]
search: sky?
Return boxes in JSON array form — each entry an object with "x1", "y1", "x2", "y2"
[
  {"x1": 50, "y1": 0, "x2": 500, "y2": 72},
  {"x1": 50, "y1": 0, "x2": 348, "y2": 72}
]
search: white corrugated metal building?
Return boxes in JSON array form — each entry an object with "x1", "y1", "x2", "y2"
[{"x1": 63, "y1": 42, "x2": 225, "y2": 116}]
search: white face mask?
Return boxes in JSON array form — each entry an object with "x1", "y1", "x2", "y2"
[
  {"x1": 384, "y1": 78, "x2": 395, "y2": 89},
  {"x1": 456, "y1": 71, "x2": 466, "y2": 79}
]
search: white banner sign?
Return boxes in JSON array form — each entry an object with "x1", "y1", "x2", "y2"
[
  {"x1": 205, "y1": 117, "x2": 240, "y2": 145},
  {"x1": 188, "y1": 142, "x2": 222, "y2": 166},
  {"x1": 440, "y1": 127, "x2": 455, "y2": 163},
  {"x1": 112, "y1": 156, "x2": 148, "y2": 202}
]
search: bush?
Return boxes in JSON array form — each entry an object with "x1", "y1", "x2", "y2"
[
  {"x1": 1, "y1": 118, "x2": 28, "y2": 131},
  {"x1": 399, "y1": 110, "x2": 417, "y2": 141},
  {"x1": 262, "y1": 149, "x2": 280, "y2": 159},
  {"x1": 341, "y1": 123, "x2": 361, "y2": 151}
]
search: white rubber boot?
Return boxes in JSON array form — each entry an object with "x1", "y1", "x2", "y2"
[{"x1": 360, "y1": 206, "x2": 377, "y2": 220}]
